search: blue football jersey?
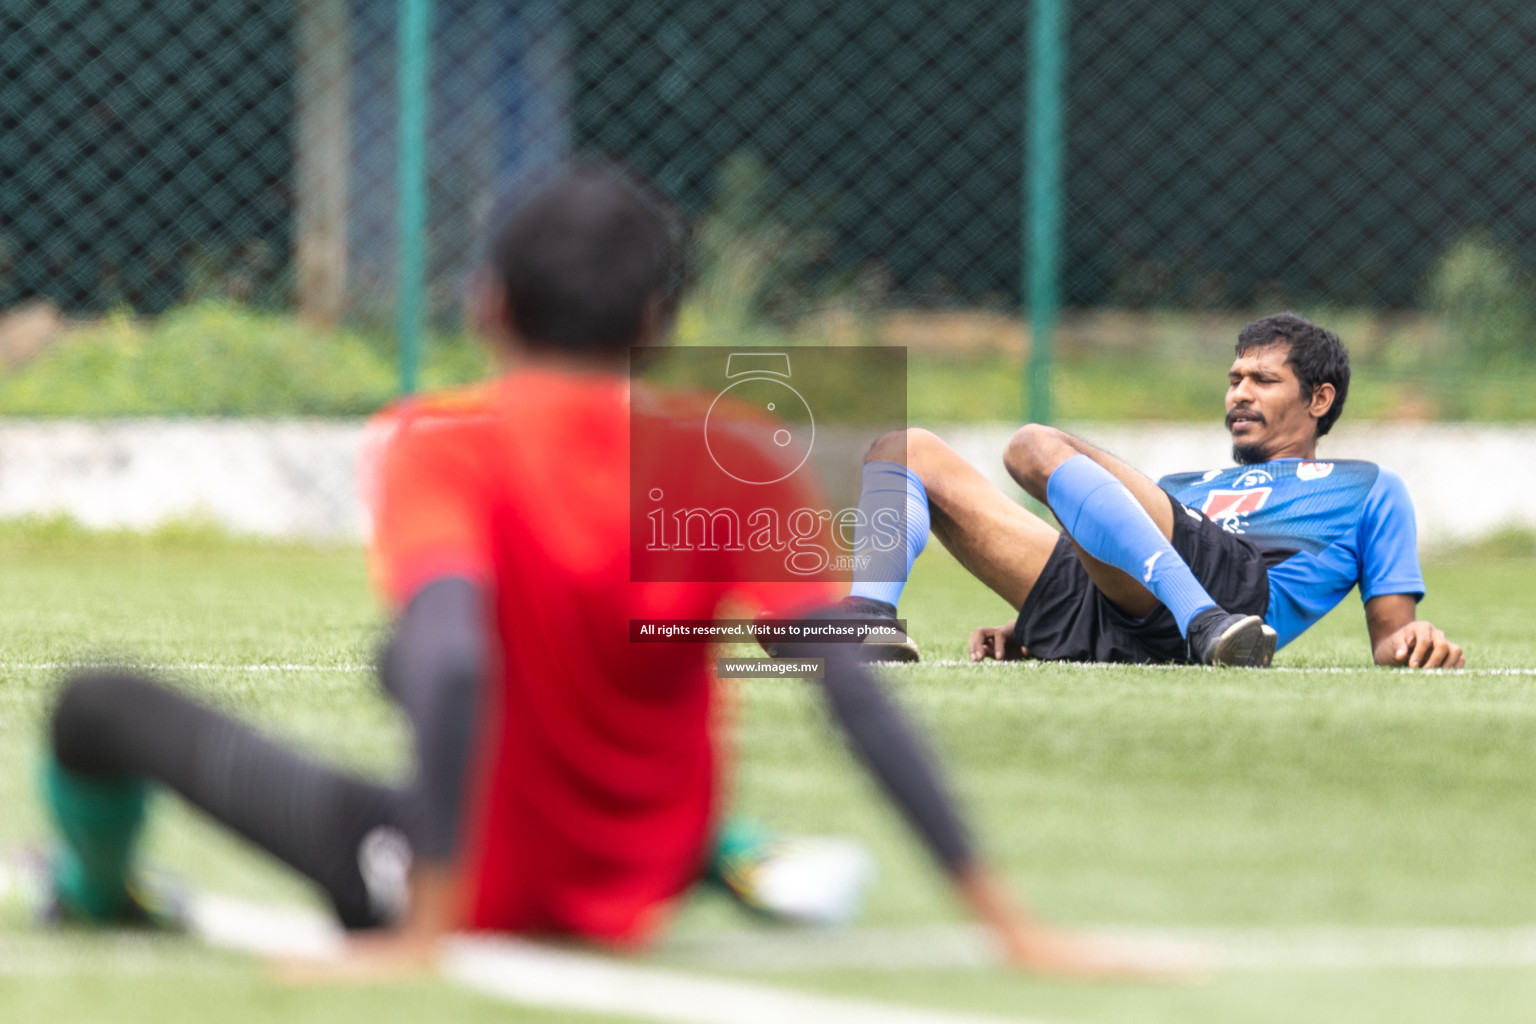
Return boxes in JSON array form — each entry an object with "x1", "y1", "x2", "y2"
[{"x1": 1158, "y1": 459, "x2": 1424, "y2": 649}]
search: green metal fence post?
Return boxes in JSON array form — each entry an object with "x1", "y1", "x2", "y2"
[
  {"x1": 396, "y1": 0, "x2": 433, "y2": 395},
  {"x1": 1025, "y1": 0, "x2": 1067, "y2": 425}
]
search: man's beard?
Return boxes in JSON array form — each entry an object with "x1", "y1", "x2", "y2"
[
  {"x1": 1226, "y1": 408, "x2": 1269, "y2": 464},
  {"x1": 1232, "y1": 441, "x2": 1271, "y2": 465}
]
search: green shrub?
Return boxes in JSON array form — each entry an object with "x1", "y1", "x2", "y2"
[
  {"x1": 0, "y1": 301, "x2": 491, "y2": 416},
  {"x1": 1425, "y1": 229, "x2": 1536, "y2": 365}
]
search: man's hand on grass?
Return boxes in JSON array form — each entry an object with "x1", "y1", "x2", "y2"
[
  {"x1": 272, "y1": 930, "x2": 439, "y2": 984},
  {"x1": 273, "y1": 862, "x2": 460, "y2": 984},
  {"x1": 1374, "y1": 620, "x2": 1464, "y2": 669},
  {"x1": 997, "y1": 922, "x2": 1210, "y2": 983},
  {"x1": 1365, "y1": 595, "x2": 1464, "y2": 669},
  {"x1": 968, "y1": 620, "x2": 1028, "y2": 662},
  {"x1": 955, "y1": 865, "x2": 1210, "y2": 982}
]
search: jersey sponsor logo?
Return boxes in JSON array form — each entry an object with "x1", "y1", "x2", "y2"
[
  {"x1": 1297, "y1": 461, "x2": 1334, "y2": 482},
  {"x1": 1233, "y1": 469, "x2": 1274, "y2": 488},
  {"x1": 1202, "y1": 487, "x2": 1272, "y2": 530}
]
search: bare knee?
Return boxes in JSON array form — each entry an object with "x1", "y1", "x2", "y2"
[
  {"x1": 864, "y1": 427, "x2": 945, "y2": 468},
  {"x1": 1003, "y1": 423, "x2": 1075, "y2": 497}
]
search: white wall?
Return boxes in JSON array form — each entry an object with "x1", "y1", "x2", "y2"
[
  {"x1": 945, "y1": 423, "x2": 1536, "y2": 545},
  {"x1": 0, "y1": 420, "x2": 363, "y2": 538},
  {"x1": 1, "y1": 420, "x2": 1532, "y2": 543}
]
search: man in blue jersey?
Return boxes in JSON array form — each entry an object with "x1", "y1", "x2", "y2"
[{"x1": 841, "y1": 312, "x2": 1463, "y2": 669}]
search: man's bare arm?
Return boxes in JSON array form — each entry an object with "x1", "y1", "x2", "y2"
[
  {"x1": 279, "y1": 578, "x2": 486, "y2": 980},
  {"x1": 1365, "y1": 593, "x2": 1464, "y2": 668}
]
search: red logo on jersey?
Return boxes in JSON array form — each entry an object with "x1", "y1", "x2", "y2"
[
  {"x1": 1202, "y1": 487, "x2": 1271, "y2": 522},
  {"x1": 1297, "y1": 461, "x2": 1334, "y2": 481}
]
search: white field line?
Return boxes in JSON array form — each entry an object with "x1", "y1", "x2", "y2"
[
  {"x1": 0, "y1": 935, "x2": 233, "y2": 978},
  {"x1": 890, "y1": 661, "x2": 1536, "y2": 676},
  {"x1": 189, "y1": 891, "x2": 345, "y2": 960},
  {"x1": 657, "y1": 923, "x2": 1536, "y2": 973},
  {"x1": 4, "y1": 660, "x2": 1534, "y2": 677},
  {"x1": 8, "y1": 868, "x2": 1536, "y2": 988},
  {"x1": 443, "y1": 935, "x2": 1040, "y2": 1024},
  {"x1": 0, "y1": 661, "x2": 373, "y2": 673},
  {"x1": 182, "y1": 892, "x2": 1037, "y2": 1024}
]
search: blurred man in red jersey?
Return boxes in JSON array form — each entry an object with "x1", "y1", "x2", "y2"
[{"x1": 38, "y1": 167, "x2": 1173, "y2": 979}]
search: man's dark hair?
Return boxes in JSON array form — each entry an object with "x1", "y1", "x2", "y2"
[
  {"x1": 1235, "y1": 312, "x2": 1351, "y2": 438},
  {"x1": 490, "y1": 166, "x2": 685, "y2": 353}
]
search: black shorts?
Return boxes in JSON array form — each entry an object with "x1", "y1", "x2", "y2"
[{"x1": 1012, "y1": 491, "x2": 1269, "y2": 664}]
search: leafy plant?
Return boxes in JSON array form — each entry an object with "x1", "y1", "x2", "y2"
[
  {"x1": 1424, "y1": 229, "x2": 1536, "y2": 365},
  {"x1": 0, "y1": 301, "x2": 491, "y2": 416},
  {"x1": 681, "y1": 151, "x2": 839, "y2": 345}
]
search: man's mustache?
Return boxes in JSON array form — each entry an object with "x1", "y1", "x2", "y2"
[{"x1": 1225, "y1": 408, "x2": 1267, "y2": 429}]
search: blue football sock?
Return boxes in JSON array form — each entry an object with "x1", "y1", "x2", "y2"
[
  {"x1": 848, "y1": 461, "x2": 930, "y2": 610},
  {"x1": 1045, "y1": 454, "x2": 1218, "y2": 636}
]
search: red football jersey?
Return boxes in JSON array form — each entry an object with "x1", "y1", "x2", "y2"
[{"x1": 363, "y1": 367, "x2": 834, "y2": 944}]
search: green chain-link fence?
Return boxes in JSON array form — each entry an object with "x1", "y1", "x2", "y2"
[{"x1": 5, "y1": 0, "x2": 1536, "y2": 421}]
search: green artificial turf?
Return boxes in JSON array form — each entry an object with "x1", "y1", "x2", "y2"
[{"x1": 1, "y1": 527, "x2": 1535, "y2": 1022}]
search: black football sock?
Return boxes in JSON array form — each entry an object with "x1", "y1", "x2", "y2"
[{"x1": 51, "y1": 669, "x2": 408, "y2": 929}]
